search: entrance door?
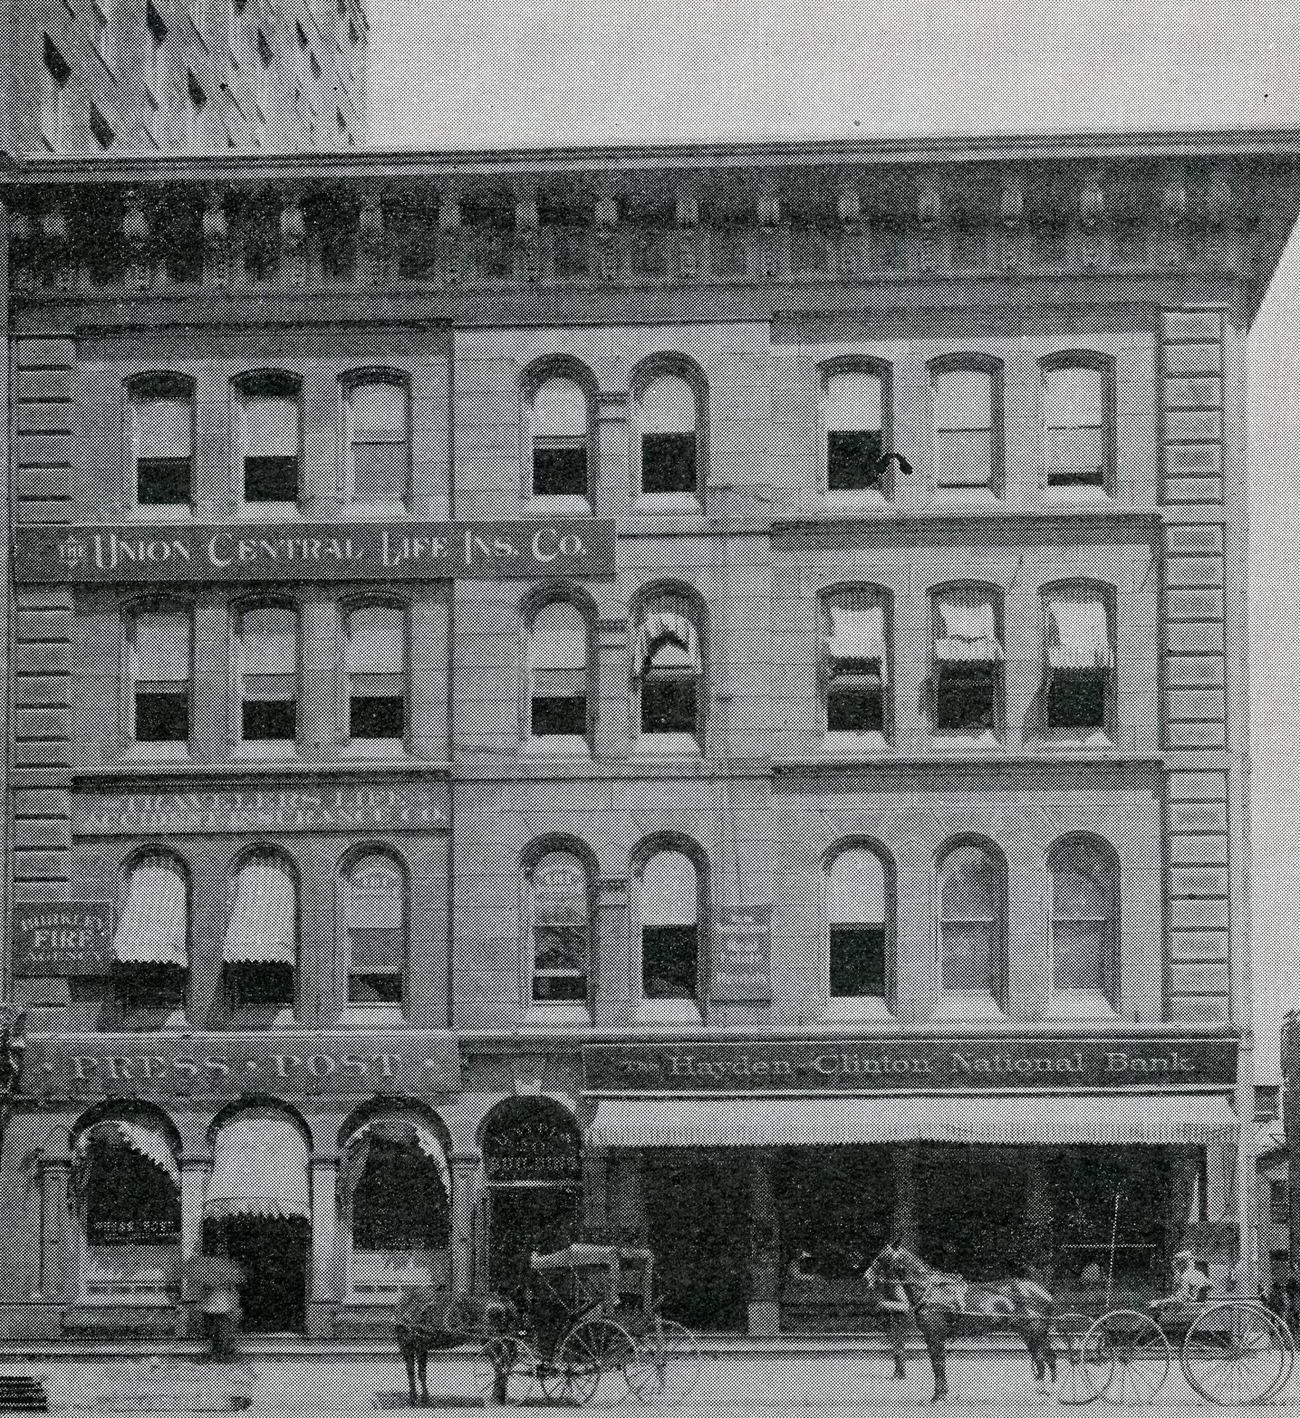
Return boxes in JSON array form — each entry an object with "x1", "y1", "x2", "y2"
[
  {"x1": 487, "y1": 1187, "x2": 581, "y2": 1298},
  {"x1": 211, "y1": 1216, "x2": 309, "y2": 1334}
]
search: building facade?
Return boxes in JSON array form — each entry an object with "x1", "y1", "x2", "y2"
[
  {"x1": 0, "y1": 134, "x2": 1293, "y2": 1339},
  {"x1": 3, "y1": 0, "x2": 364, "y2": 155}
]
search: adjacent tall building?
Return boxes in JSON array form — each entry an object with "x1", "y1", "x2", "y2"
[{"x1": 0, "y1": 133, "x2": 1293, "y2": 1340}]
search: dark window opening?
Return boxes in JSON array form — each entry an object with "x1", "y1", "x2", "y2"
[
  {"x1": 1046, "y1": 670, "x2": 1106, "y2": 731},
  {"x1": 349, "y1": 972, "x2": 403, "y2": 1004},
  {"x1": 827, "y1": 430, "x2": 884, "y2": 492},
  {"x1": 244, "y1": 454, "x2": 298, "y2": 503},
  {"x1": 827, "y1": 679, "x2": 884, "y2": 733},
  {"x1": 137, "y1": 457, "x2": 191, "y2": 506},
  {"x1": 350, "y1": 695, "x2": 404, "y2": 740},
  {"x1": 641, "y1": 676, "x2": 697, "y2": 735},
  {"x1": 830, "y1": 926, "x2": 887, "y2": 998},
  {"x1": 642, "y1": 925, "x2": 697, "y2": 1001},
  {"x1": 642, "y1": 433, "x2": 697, "y2": 495},
  {"x1": 242, "y1": 698, "x2": 296, "y2": 741},
  {"x1": 533, "y1": 445, "x2": 588, "y2": 497},
  {"x1": 136, "y1": 689, "x2": 189, "y2": 743},
  {"x1": 352, "y1": 1138, "x2": 449, "y2": 1251},
  {"x1": 115, "y1": 963, "x2": 185, "y2": 1012},
  {"x1": 935, "y1": 663, "x2": 1000, "y2": 735},
  {"x1": 531, "y1": 694, "x2": 587, "y2": 737},
  {"x1": 225, "y1": 961, "x2": 293, "y2": 1010}
]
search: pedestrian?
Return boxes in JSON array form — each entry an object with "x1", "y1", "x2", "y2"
[
  {"x1": 866, "y1": 1242, "x2": 912, "y2": 1380},
  {"x1": 201, "y1": 1281, "x2": 240, "y2": 1361}
]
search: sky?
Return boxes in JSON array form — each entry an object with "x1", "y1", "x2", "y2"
[{"x1": 365, "y1": 0, "x2": 1300, "y2": 1076}]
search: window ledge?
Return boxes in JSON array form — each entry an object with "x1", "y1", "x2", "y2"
[
  {"x1": 523, "y1": 1004, "x2": 592, "y2": 1026},
  {"x1": 822, "y1": 732, "x2": 890, "y2": 755},
  {"x1": 1047, "y1": 992, "x2": 1120, "y2": 1021},
  {"x1": 342, "y1": 740, "x2": 408, "y2": 759},
  {"x1": 934, "y1": 993, "x2": 1005, "y2": 1021},
  {"x1": 635, "y1": 493, "x2": 702, "y2": 514},
  {"x1": 636, "y1": 999, "x2": 703, "y2": 1025},
  {"x1": 521, "y1": 737, "x2": 592, "y2": 757},
  {"x1": 634, "y1": 734, "x2": 702, "y2": 757},
  {"x1": 339, "y1": 1004, "x2": 404, "y2": 1028},
  {"x1": 1039, "y1": 731, "x2": 1115, "y2": 750},
  {"x1": 133, "y1": 504, "x2": 194, "y2": 520},
  {"x1": 126, "y1": 745, "x2": 193, "y2": 763},
  {"x1": 823, "y1": 997, "x2": 894, "y2": 1022},
  {"x1": 528, "y1": 494, "x2": 593, "y2": 517},
  {"x1": 239, "y1": 503, "x2": 302, "y2": 519}
]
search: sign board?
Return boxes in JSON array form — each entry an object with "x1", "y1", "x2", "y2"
[
  {"x1": 583, "y1": 1037, "x2": 1238, "y2": 1093},
  {"x1": 86, "y1": 1214, "x2": 181, "y2": 1246},
  {"x1": 25, "y1": 1031, "x2": 461, "y2": 1099},
  {"x1": 13, "y1": 904, "x2": 114, "y2": 977},
  {"x1": 14, "y1": 520, "x2": 616, "y2": 584},
  {"x1": 710, "y1": 906, "x2": 772, "y2": 1003},
  {"x1": 73, "y1": 784, "x2": 450, "y2": 837},
  {"x1": 483, "y1": 1110, "x2": 583, "y2": 1185}
]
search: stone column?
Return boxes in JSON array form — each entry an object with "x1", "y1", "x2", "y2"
[
  {"x1": 41, "y1": 1160, "x2": 74, "y2": 1302},
  {"x1": 310, "y1": 1156, "x2": 341, "y2": 1306},
  {"x1": 451, "y1": 1153, "x2": 481, "y2": 1296},
  {"x1": 179, "y1": 1157, "x2": 210, "y2": 1263},
  {"x1": 747, "y1": 1151, "x2": 780, "y2": 1337},
  {"x1": 594, "y1": 391, "x2": 628, "y2": 510},
  {"x1": 892, "y1": 1145, "x2": 918, "y2": 1249},
  {"x1": 593, "y1": 877, "x2": 631, "y2": 1027}
]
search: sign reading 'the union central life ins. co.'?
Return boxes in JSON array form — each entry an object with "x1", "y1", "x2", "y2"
[{"x1": 14, "y1": 521, "x2": 616, "y2": 583}]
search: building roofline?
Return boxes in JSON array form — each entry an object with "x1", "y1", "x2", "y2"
[{"x1": 8, "y1": 127, "x2": 1300, "y2": 185}]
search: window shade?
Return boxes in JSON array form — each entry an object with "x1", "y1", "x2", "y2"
[
  {"x1": 827, "y1": 849, "x2": 888, "y2": 926},
  {"x1": 114, "y1": 856, "x2": 188, "y2": 967},
  {"x1": 826, "y1": 599, "x2": 888, "y2": 676},
  {"x1": 1046, "y1": 591, "x2": 1113, "y2": 669},
  {"x1": 533, "y1": 378, "x2": 588, "y2": 439},
  {"x1": 639, "y1": 374, "x2": 697, "y2": 434},
  {"x1": 639, "y1": 852, "x2": 698, "y2": 928},
  {"x1": 824, "y1": 370, "x2": 883, "y2": 430},
  {"x1": 934, "y1": 590, "x2": 1003, "y2": 661},
  {"x1": 637, "y1": 607, "x2": 700, "y2": 672},
  {"x1": 225, "y1": 854, "x2": 297, "y2": 966}
]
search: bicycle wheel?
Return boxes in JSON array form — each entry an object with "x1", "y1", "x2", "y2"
[
  {"x1": 1054, "y1": 1313, "x2": 1111, "y2": 1405},
  {"x1": 475, "y1": 1336, "x2": 541, "y2": 1406},
  {"x1": 1182, "y1": 1300, "x2": 1292, "y2": 1405},
  {"x1": 1083, "y1": 1310, "x2": 1171, "y2": 1404},
  {"x1": 552, "y1": 1318, "x2": 639, "y2": 1405},
  {"x1": 627, "y1": 1319, "x2": 702, "y2": 1403}
]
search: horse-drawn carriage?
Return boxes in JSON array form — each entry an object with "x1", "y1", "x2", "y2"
[{"x1": 396, "y1": 1244, "x2": 701, "y2": 1407}]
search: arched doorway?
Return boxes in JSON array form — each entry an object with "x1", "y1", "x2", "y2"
[
  {"x1": 481, "y1": 1098, "x2": 582, "y2": 1298},
  {"x1": 204, "y1": 1105, "x2": 311, "y2": 1334}
]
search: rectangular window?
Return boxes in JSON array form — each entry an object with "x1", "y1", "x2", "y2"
[
  {"x1": 824, "y1": 595, "x2": 888, "y2": 736},
  {"x1": 530, "y1": 601, "x2": 588, "y2": 741},
  {"x1": 641, "y1": 677, "x2": 696, "y2": 735},
  {"x1": 827, "y1": 430, "x2": 883, "y2": 492},
  {"x1": 40, "y1": 37, "x2": 69, "y2": 150},
  {"x1": 824, "y1": 368, "x2": 887, "y2": 494},
  {"x1": 240, "y1": 391, "x2": 299, "y2": 504},
  {"x1": 130, "y1": 610, "x2": 190, "y2": 746},
  {"x1": 346, "y1": 863, "x2": 404, "y2": 1004},
  {"x1": 932, "y1": 364, "x2": 995, "y2": 492},
  {"x1": 1044, "y1": 364, "x2": 1108, "y2": 488},
  {"x1": 933, "y1": 590, "x2": 1003, "y2": 738},
  {"x1": 829, "y1": 927, "x2": 887, "y2": 999},
  {"x1": 238, "y1": 604, "x2": 297, "y2": 745},
  {"x1": 935, "y1": 663, "x2": 999, "y2": 735},
  {"x1": 532, "y1": 446, "x2": 588, "y2": 498},
  {"x1": 641, "y1": 433, "x2": 697, "y2": 496},
  {"x1": 642, "y1": 926, "x2": 698, "y2": 1001},
  {"x1": 133, "y1": 389, "x2": 192, "y2": 507},
  {"x1": 346, "y1": 604, "x2": 406, "y2": 744},
  {"x1": 1044, "y1": 589, "x2": 1112, "y2": 734},
  {"x1": 347, "y1": 379, "x2": 408, "y2": 506}
]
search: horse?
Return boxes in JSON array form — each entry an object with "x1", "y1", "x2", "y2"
[
  {"x1": 394, "y1": 1288, "x2": 520, "y2": 1406},
  {"x1": 864, "y1": 1244, "x2": 1056, "y2": 1403}
]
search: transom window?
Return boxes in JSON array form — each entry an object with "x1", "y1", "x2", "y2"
[
  {"x1": 1049, "y1": 836, "x2": 1118, "y2": 1004},
  {"x1": 638, "y1": 848, "x2": 701, "y2": 1010},
  {"x1": 827, "y1": 846, "x2": 891, "y2": 1002},
  {"x1": 931, "y1": 361, "x2": 998, "y2": 493},
  {"x1": 637, "y1": 372, "x2": 699, "y2": 497},
  {"x1": 130, "y1": 376, "x2": 193, "y2": 510},
  {"x1": 1042, "y1": 358, "x2": 1110, "y2": 490},
  {"x1": 236, "y1": 602, "x2": 299, "y2": 751},
  {"x1": 345, "y1": 852, "x2": 407, "y2": 1006},
  {"x1": 823, "y1": 367, "x2": 889, "y2": 494},
  {"x1": 932, "y1": 586, "x2": 1003, "y2": 739},
  {"x1": 529, "y1": 599, "x2": 589, "y2": 742},
  {"x1": 938, "y1": 840, "x2": 1005, "y2": 1001},
  {"x1": 345, "y1": 603, "x2": 406, "y2": 747},
  {"x1": 529, "y1": 850, "x2": 590, "y2": 1004},
  {"x1": 636, "y1": 594, "x2": 702, "y2": 743},
  {"x1": 346, "y1": 375, "x2": 409, "y2": 508},
  {"x1": 128, "y1": 606, "x2": 191, "y2": 751},
  {"x1": 531, "y1": 376, "x2": 590, "y2": 499},
  {"x1": 822, "y1": 588, "x2": 889, "y2": 737},
  {"x1": 237, "y1": 374, "x2": 301, "y2": 507},
  {"x1": 1043, "y1": 585, "x2": 1113, "y2": 735}
]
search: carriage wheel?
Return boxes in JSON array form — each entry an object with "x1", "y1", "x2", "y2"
[
  {"x1": 1082, "y1": 1310, "x2": 1171, "y2": 1404},
  {"x1": 626, "y1": 1320, "x2": 702, "y2": 1403},
  {"x1": 549, "y1": 1319, "x2": 639, "y2": 1405},
  {"x1": 1054, "y1": 1313, "x2": 1111, "y2": 1405},
  {"x1": 1182, "y1": 1300, "x2": 1294, "y2": 1405},
  {"x1": 475, "y1": 1336, "x2": 541, "y2": 1406}
]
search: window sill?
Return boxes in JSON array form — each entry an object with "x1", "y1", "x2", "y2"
[
  {"x1": 636, "y1": 998, "x2": 703, "y2": 1024},
  {"x1": 528, "y1": 494, "x2": 593, "y2": 517},
  {"x1": 344, "y1": 502, "x2": 410, "y2": 519},
  {"x1": 823, "y1": 996, "x2": 894, "y2": 1022},
  {"x1": 634, "y1": 734, "x2": 702, "y2": 757},
  {"x1": 1042, "y1": 484, "x2": 1111, "y2": 503},
  {"x1": 635, "y1": 493, "x2": 702, "y2": 514},
  {"x1": 523, "y1": 1003, "x2": 592, "y2": 1026},
  {"x1": 521, "y1": 737, "x2": 592, "y2": 756},
  {"x1": 930, "y1": 732, "x2": 1001, "y2": 750},
  {"x1": 1047, "y1": 992, "x2": 1119, "y2": 1021},
  {"x1": 127, "y1": 744, "x2": 192, "y2": 762},
  {"x1": 239, "y1": 503, "x2": 301, "y2": 520},
  {"x1": 823, "y1": 732, "x2": 890, "y2": 754},
  {"x1": 236, "y1": 743, "x2": 299, "y2": 760},
  {"x1": 342, "y1": 739, "x2": 407, "y2": 759},
  {"x1": 934, "y1": 992, "x2": 1005, "y2": 1021},
  {"x1": 339, "y1": 1004, "x2": 404, "y2": 1028},
  {"x1": 1039, "y1": 731, "x2": 1114, "y2": 750},
  {"x1": 133, "y1": 504, "x2": 194, "y2": 520},
  {"x1": 824, "y1": 489, "x2": 890, "y2": 507}
]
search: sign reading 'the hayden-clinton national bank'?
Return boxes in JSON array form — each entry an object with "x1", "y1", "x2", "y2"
[{"x1": 14, "y1": 520, "x2": 616, "y2": 583}]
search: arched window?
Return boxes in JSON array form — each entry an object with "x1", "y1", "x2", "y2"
[
  {"x1": 1043, "y1": 584, "x2": 1114, "y2": 737},
  {"x1": 937, "y1": 839, "x2": 1006, "y2": 1004},
  {"x1": 113, "y1": 852, "x2": 189, "y2": 1023},
  {"x1": 531, "y1": 375, "x2": 590, "y2": 499},
  {"x1": 127, "y1": 604, "x2": 191, "y2": 753},
  {"x1": 527, "y1": 848, "x2": 591, "y2": 1005},
  {"x1": 636, "y1": 369, "x2": 701, "y2": 498},
  {"x1": 345, "y1": 373, "x2": 409, "y2": 509},
  {"x1": 72, "y1": 1113, "x2": 180, "y2": 1298},
  {"x1": 635, "y1": 591, "x2": 703, "y2": 744},
  {"x1": 129, "y1": 374, "x2": 194, "y2": 511},
  {"x1": 528, "y1": 598, "x2": 590, "y2": 744},
  {"x1": 236, "y1": 601, "x2": 299, "y2": 752},
  {"x1": 822, "y1": 364, "x2": 890, "y2": 495},
  {"x1": 1049, "y1": 836, "x2": 1119, "y2": 1006},
  {"x1": 236, "y1": 372, "x2": 301, "y2": 508},
  {"x1": 345, "y1": 602, "x2": 407, "y2": 748},
  {"x1": 1041, "y1": 356, "x2": 1112, "y2": 492},
  {"x1": 637, "y1": 847, "x2": 702, "y2": 1010},
  {"x1": 344, "y1": 851, "x2": 407, "y2": 1008},
  {"x1": 224, "y1": 850, "x2": 297, "y2": 1014},
  {"x1": 930, "y1": 358, "x2": 1001, "y2": 494},
  {"x1": 931, "y1": 585, "x2": 1003, "y2": 739},
  {"x1": 821, "y1": 587, "x2": 890, "y2": 738},
  {"x1": 826, "y1": 844, "x2": 893, "y2": 1003}
]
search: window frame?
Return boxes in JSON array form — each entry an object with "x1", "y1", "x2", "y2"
[
  {"x1": 525, "y1": 591, "x2": 594, "y2": 753},
  {"x1": 1040, "y1": 580, "x2": 1116, "y2": 743},
  {"x1": 824, "y1": 840, "x2": 895, "y2": 1018},
  {"x1": 632, "y1": 837, "x2": 707, "y2": 1023},
  {"x1": 233, "y1": 597, "x2": 301, "y2": 757},
  {"x1": 127, "y1": 373, "x2": 195, "y2": 515},
  {"x1": 927, "y1": 354, "x2": 1004, "y2": 498},
  {"x1": 819, "y1": 358, "x2": 894, "y2": 501},
  {"x1": 342, "y1": 369, "x2": 411, "y2": 513},
  {"x1": 632, "y1": 357, "x2": 706, "y2": 507},
  {"x1": 1039, "y1": 352, "x2": 1116, "y2": 496},
  {"x1": 340, "y1": 846, "x2": 409, "y2": 1018},
  {"x1": 633, "y1": 585, "x2": 705, "y2": 753},
  {"x1": 223, "y1": 845, "x2": 299, "y2": 1018},
  {"x1": 1047, "y1": 833, "x2": 1120, "y2": 1016},
  {"x1": 935, "y1": 836, "x2": 1007, "y2": 1016},
  {"x1": 124, "y1": 599, "x2": 193, "y2": 758},
  {"x1": 522, "y1": 839, "x2": 595, "y2": 1020},
  {"x1": 525, "y1": 361, "x2": 595, "y2": 509},
  {"x1": 343, "y1": 598, "x2": 409, "y2": 755},
  {"x1": 929, "y1": 582, "x2": 1005, "y2": 742},
  {"x1": 819, "y1": 584, "x2": 892, "y2": 747},
  {"x1": 234, "y1": 370, "x2": 303, "y2": 514}
]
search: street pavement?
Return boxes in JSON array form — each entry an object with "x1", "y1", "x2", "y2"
[{"x1": 27, "y1": 1350, "x2": 1300, "y2": 1416}]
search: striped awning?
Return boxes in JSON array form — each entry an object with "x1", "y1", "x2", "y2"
[
  {"x1": 224, "y1": 855, "x2": 297, "y2": 967},
  {"x1": 113, "y1": 857, "x2": 188, "y2": 968},
  {"x1": 588, "y1": 1093, "x2": 1237, "y2": 1149},
  {"x1": 347, "y1": 1115, "x2": 451, "y2": 1196},
  {"x1": 80, "y1": 1120, "x2": 180, "y2": 1186},
  {"x1": 205, "y1": 1111, "x2": 311, "y2": 1222}
]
